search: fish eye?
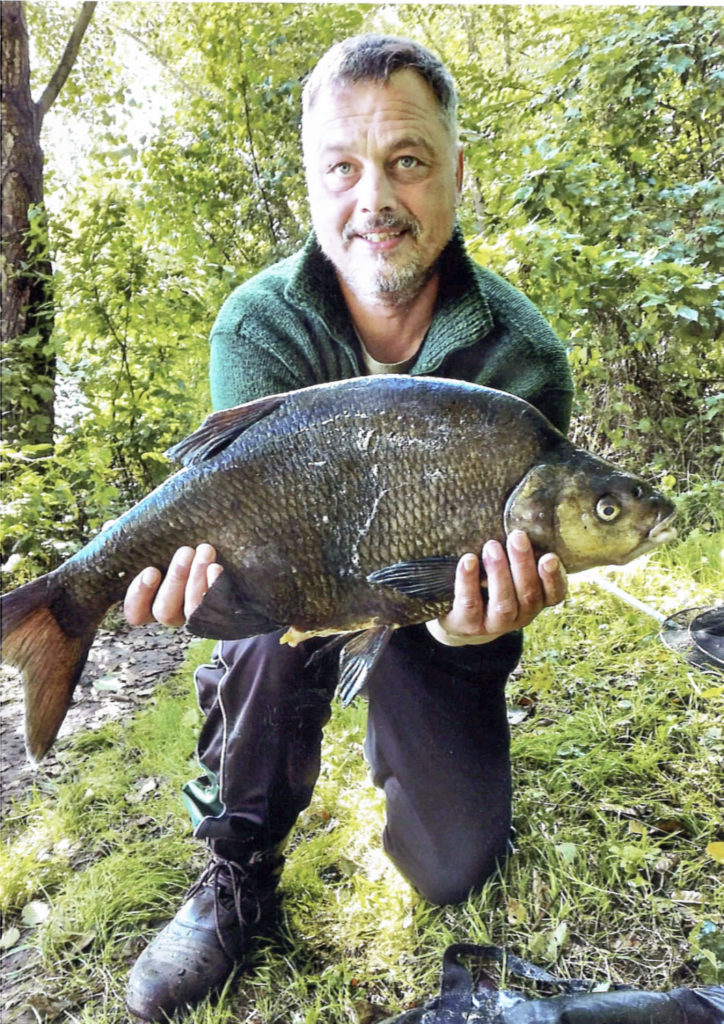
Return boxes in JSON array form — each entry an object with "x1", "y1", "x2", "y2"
[{"x1": 596, "y1": 496, "x2": 621, "y2": 522}]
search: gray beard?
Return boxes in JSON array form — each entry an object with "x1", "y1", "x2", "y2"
[{"x1": 339, "y1": 250, "x2": 437, "y2": 308}]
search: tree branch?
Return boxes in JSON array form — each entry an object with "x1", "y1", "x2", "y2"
[
  {"x1": 241, "y1": 80, "x2": 278, "y2": 245},
  {"x1": 36, "y1": 0, "x2": 97, "y2": 123}
]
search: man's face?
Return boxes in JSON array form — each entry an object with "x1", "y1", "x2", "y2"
[{"x1": 303, "y1": 69, "x2": 463, "y2": 306}]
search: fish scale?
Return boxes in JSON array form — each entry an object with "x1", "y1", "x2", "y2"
[{"x1": 1, "y1": 375, "x2": 676, "y2": 762}]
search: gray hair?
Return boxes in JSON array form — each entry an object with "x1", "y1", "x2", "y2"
[{"x1": 302, "y1": 34, "x2": 459, "y2": 142}]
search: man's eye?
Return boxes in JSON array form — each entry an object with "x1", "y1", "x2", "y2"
[
  {"x1": 331, "y1": 161, "x2": 354, "y2": 176},
  {"x1": 397, "y1": 155, "x2": 420, "y2": 169}
]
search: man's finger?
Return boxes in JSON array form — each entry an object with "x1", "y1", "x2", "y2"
[
  {"x1": 453, "y1": 553, "x2": 484, "y2": 618},
  {"x1": 483, "y1": 539, "x2": 518, "y2": 630},
  {"x1": 123, "y1": 566, "x2": 162, "y2": 625},
  {"x1": 183, "y1": 543, "x2": 221, "y2": 620},
  {"x1": 208, "y1": 563, "x2": 224, "y2": 588},
  {"x1": 539, "y1": 553, "x2": 567, "y2": 607},
  {"x1": 151, "y1": 546, "x2": 195, "y2": 627},
  {"x1": 506, "y1": 530, "x2": 544, "y2": 618}
]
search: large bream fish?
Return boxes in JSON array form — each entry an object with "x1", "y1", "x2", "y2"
[{"x1": 2, "y1": 376, "x2": 676, "y2": 762}]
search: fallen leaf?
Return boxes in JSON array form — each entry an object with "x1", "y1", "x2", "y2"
[
  {"x1": 0, "y1": 926, "x2": 20, "y2": 950},
  {"x1": 21, "y1": 901, "x2": 51, "y2": 927},
  {"x1": 72, "y1": 929, "x2": 97, "y2": 953},
  {"x1": 336, "y1": 855, "x2": 360, "y2": 877},
  {"x1": 654, "y1": 853, "x2": 677, "y2": 874},
  {"x1": 702, "y1": 685, "x2": 724, "y2": 698},
  {"x1": 671, "y1": 890, "x2": 702, "y2": 904},
  {"x1": 92, "y1": 675, "x2": 124, "y2": 692},
  {"x1": 506, "y1": 897, "x2": 528, "y2": 925},
  {"x1": 125, "y1": 776, "x2": 159, "y2": 804},
  {"x1": 653, "y1": 818, "x2": 686, "y2": 834},
  {"x1": 706, "y1": 842, "x2": 724, "y2": 864},
  {"x1": 556, "y1": 842, "x2": 577, "y2": 864},
  {"x1": 27, "y1": 993, "x2": 75, "y2": 1016}
]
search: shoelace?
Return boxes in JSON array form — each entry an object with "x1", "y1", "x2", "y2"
[{"x1": 185, "y1": 852, "x2": 265, "y2": 957}]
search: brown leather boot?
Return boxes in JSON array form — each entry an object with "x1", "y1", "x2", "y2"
[{"x1": 126, "y1": 848, "x2": 282, "y2": 1021}]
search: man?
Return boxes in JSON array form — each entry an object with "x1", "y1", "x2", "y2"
[{"x1": 123, "y1": 35, "x2": 573, "y2": 1022}]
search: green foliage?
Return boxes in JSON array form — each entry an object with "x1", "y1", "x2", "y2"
[
  {"x1": 421, "y1": 4, "x2": 724, "y2": 476},
  {"x1": 133, "y1": 2, "x2": 369, "y2": 275},
  {"x1": 0, "y1": 437, "x2": 119, "y2": 581},
  {"x1": 54, "y1": 190, "x2": 212, "y2": 496}
]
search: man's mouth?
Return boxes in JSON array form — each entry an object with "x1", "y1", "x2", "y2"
[
  {"x1": 344, "y1": 217, "x2": 418, "y2": 247},
  {"x1": 358, "y1": 229, "x2": 406, "y2": 243}
]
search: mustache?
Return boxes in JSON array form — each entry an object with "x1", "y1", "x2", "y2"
[{"x1": 343, "y1": 213, "x2": 420, "y2": 241}]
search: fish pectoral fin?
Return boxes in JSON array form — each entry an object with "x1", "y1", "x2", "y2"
[
  {"x1": 338, "y1": 625, "x2": 395, "y2": 706},
  {"x1": 367, "y1": 556, "x2": 460, "y2": 602},
  {"x1": 166, "y1": 392, "x2": 289, "y2": 467},
  {"x1": 186, "y1": 572, "x2": 281, "y2": 640}
]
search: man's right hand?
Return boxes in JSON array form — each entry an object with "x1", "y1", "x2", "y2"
[{"x1": 123, "y1": 544, "x2": 223, "y2": 627}]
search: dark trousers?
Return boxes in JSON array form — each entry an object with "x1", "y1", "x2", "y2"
[{"x1": 190, "y1": 624, "x2": 521, "y2": 906}]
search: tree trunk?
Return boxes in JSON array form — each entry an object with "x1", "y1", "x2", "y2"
[
  {"x1": 1, "y1": 0, "x2": 96, "y2": 447},
  {"x1": 1, "y1": 1, "x2": 55, "y2": 445}
]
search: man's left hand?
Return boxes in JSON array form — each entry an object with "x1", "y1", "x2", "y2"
[{"x1": 426, "y1": 530, "x2": 567, "y2": 647}]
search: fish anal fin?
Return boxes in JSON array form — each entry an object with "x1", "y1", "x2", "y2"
[
  {"x1": 166, "y1": 392, "x2": 289, "y2": 467},
  {"x1": 367, "y1": 556, "x2": 462, "y2": 603},
  {"x1": 338, "y1": 625, "x2": 395, "y2": 706},
  {"x1": 186, "y1": 572, "x2": 281, "y2": 640}
]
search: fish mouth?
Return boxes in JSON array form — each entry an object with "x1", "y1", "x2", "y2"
[{"x1": 648, "y1": 510, "x2": 677, "y2": 546}]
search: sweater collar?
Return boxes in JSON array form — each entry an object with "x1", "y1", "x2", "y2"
[{"x1": 285, "y1": 225, "x2": 494, "y2": 369}]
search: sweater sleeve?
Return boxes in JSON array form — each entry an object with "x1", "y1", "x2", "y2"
[
  {"x1": 210, "y1": 323, "x2": 311, "y2": 410},
  {"x1": 207, "y1": 248, "x2": 362, "y2": 411},
  {"x1": 208, "y1": 272, "x2": 325, "y2": 410}
]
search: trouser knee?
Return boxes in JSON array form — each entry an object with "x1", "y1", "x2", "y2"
[{"x1": 383, "y1": 816, "x2": 511, "y2": 906}]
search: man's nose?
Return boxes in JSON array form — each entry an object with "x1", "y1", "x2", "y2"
[{"x1": 358, "y1": 166, "x2": 397, "y2": 214}]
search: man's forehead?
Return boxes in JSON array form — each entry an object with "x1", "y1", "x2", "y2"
[
  {"x1": 304, "y1": 70, "x2": 450, "y2": 146},
  {"x1": 309, "y1": 70, "x2": 441, "y2": 118}
]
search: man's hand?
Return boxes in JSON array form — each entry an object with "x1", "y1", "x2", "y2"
[
  {"x1": 123, "y1": 544, "x2": 223, "y2": 627},
  {"x1": 427, "y1": 530, "x2": 567, "y2": 647}
]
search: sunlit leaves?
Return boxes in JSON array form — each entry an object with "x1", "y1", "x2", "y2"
[{"x1": 411, "y1": 4, "x2": 723, "y2": 477}]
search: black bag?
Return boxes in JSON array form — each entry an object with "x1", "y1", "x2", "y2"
[{"x1": 381, "y1": 943, "x2": 724, "y2": 1023}]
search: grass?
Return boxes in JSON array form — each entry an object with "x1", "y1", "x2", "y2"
[{"x1": 1, "y1": 509, "x2": 723, "y2": 1022}]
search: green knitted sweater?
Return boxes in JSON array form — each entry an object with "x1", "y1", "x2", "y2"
[{"x1": 209, "y1": 227, "x2": 573, "y2": 433}]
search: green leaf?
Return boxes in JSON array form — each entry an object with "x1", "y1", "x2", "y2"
[{"x1": 676, "y1": 306, "x2": 700, "y2": 322}]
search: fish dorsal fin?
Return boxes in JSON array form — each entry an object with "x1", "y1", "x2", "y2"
[{"x1": 166, "y1": 392, "x2": 289, "y2": 467}]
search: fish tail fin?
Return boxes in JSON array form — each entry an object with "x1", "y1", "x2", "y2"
[{"x1": 1, "y1": 576, "x2": 99, "y2": 764}]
